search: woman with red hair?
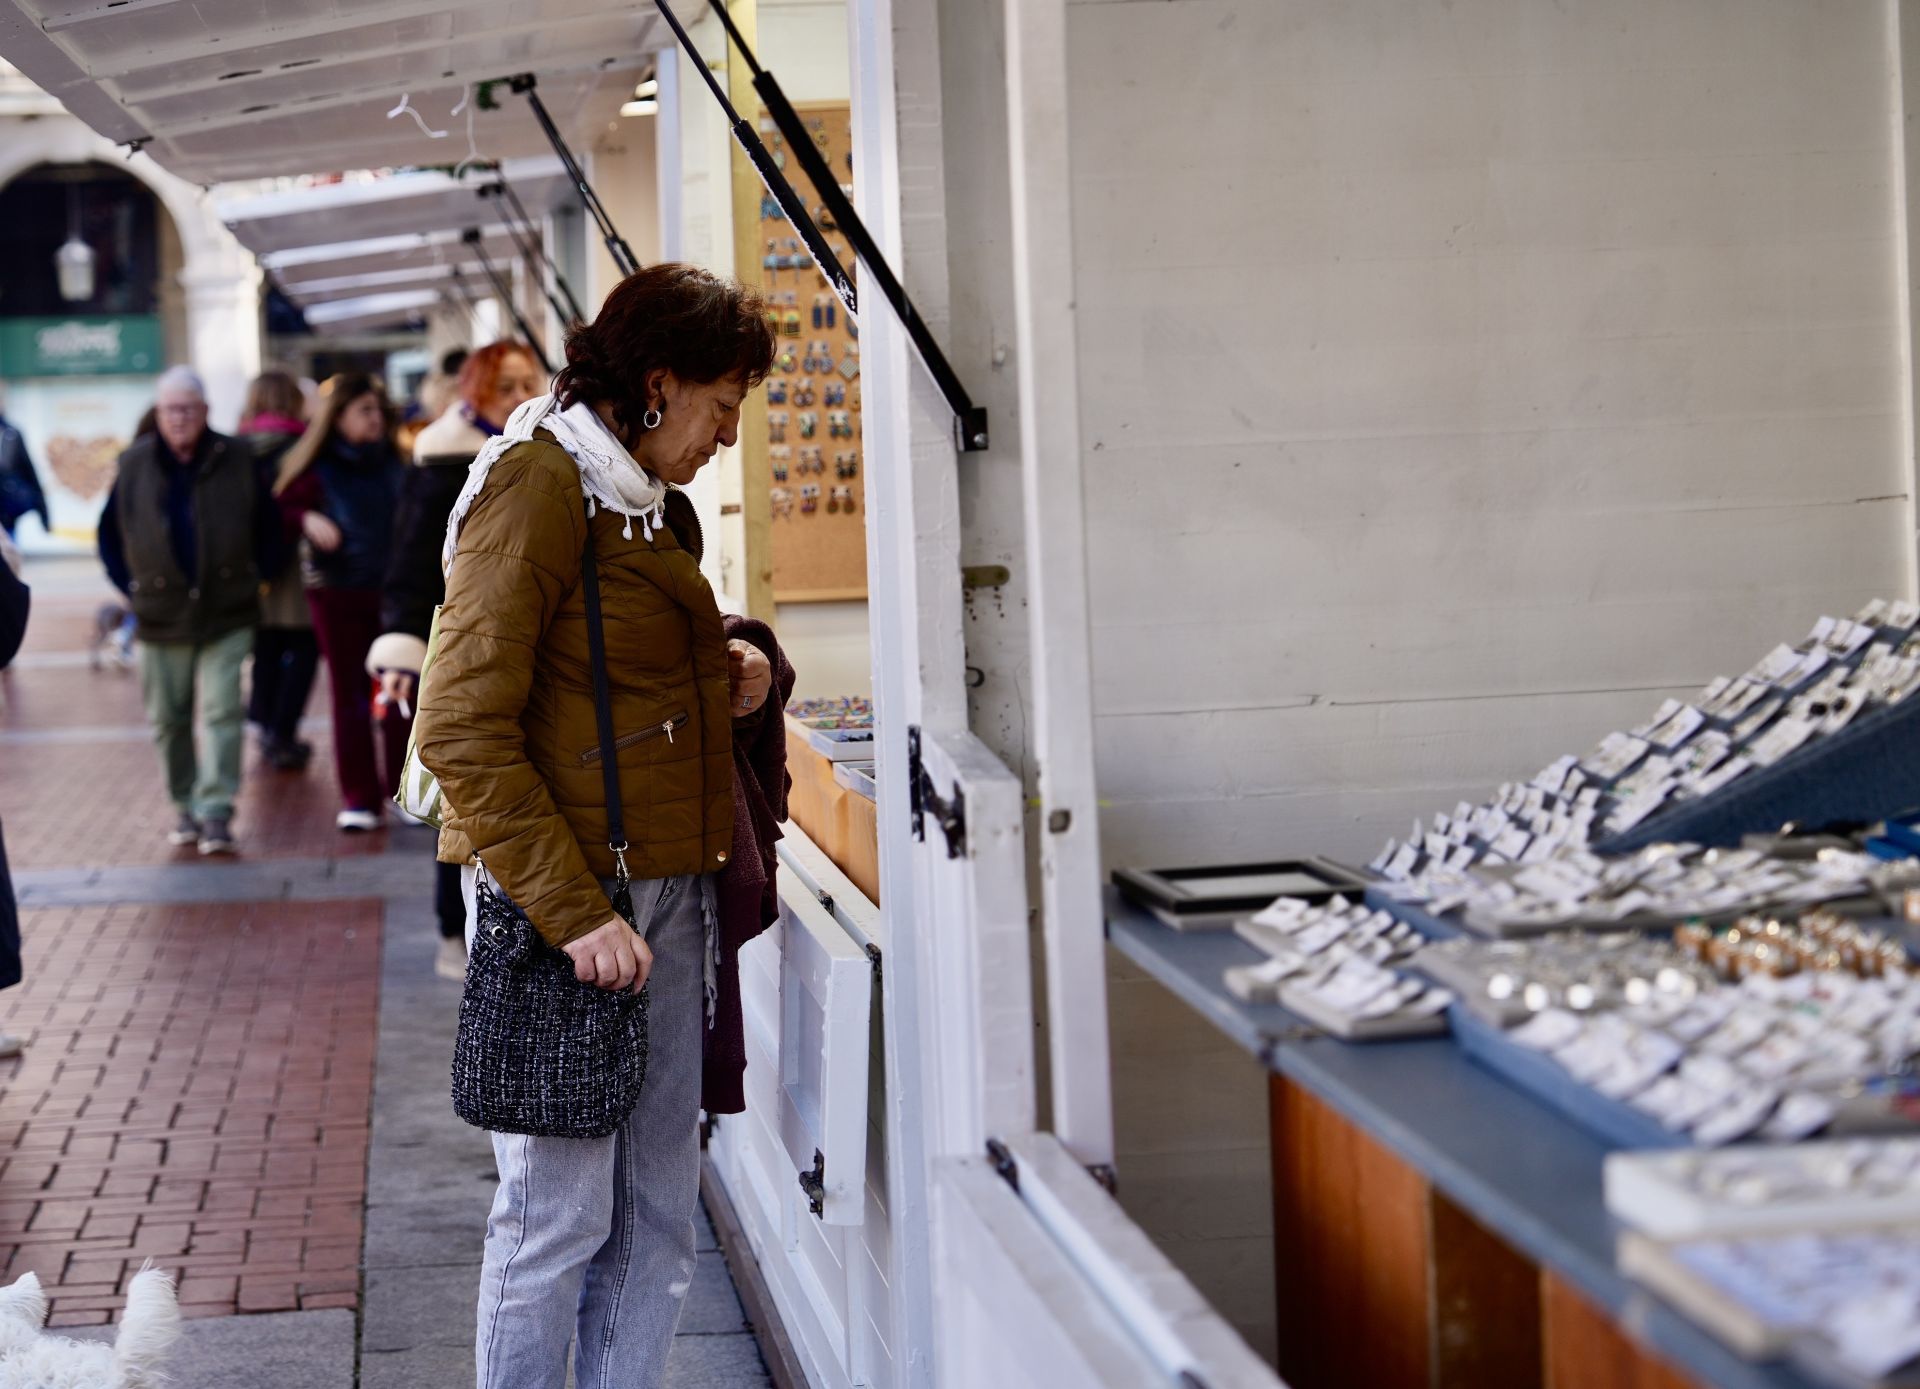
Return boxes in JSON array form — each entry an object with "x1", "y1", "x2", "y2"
[{"x1": 373, "y1": 340, "x2": 543, "y2": 978}]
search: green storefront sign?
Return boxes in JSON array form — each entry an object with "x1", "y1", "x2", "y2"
[{"x1": 0, "y1": 315, "x2": 162, "y2": 378}]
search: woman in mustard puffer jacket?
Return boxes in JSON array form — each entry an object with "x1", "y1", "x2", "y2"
[{"x1": 414, "y1": 265, "x2": 776, "y2": 1389}]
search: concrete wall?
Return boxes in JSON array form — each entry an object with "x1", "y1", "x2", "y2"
[{"x1": 1065, "y1": 0, "x2": 1914, "y2": 1365}]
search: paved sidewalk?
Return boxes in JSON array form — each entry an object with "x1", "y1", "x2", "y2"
[{"x1": 3, "y1": 559, "x2": 771, "y2": 1385}]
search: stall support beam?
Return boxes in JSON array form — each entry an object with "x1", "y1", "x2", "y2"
[
  {"x1": 1895, "y1": 0, "x2": 1920, "y2": 605},
  {"x1": 1000, "y1": 0, "x2": 1114, "y2": 1172},
  {"x1": 1270, "y1": 1074, "x2": 1543, "y2": 1389},
  {"x1": 848, "y1": 0, "x2": 983, "y2": 1376},
  {"x1": 723, "y1": 0, "x2": 774, "y2": 622}
]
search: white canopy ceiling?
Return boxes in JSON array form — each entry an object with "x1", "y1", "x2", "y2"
[
  {"x1": 260, "y1": 226, "x2": 522, "y2": 289},
  {"x1": 0, "y1": 0, "x2": 665, "y2": 337},
  {"x1": 211, "y1": 155, "x2": 576, "y2": 320},
  {"x1": 213, "y1": 155, "x2": 573, "y2": 255},
  {"x1": 0, "y1": 0, "x2": 657, "y2": 185},
  {"x1": 302, "y1": 288, "x2": 447, "y2": 333}
]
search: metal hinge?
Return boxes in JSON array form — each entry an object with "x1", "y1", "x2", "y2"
[
  {"x1": 799, "y1": 1149, "x2": 826, "y2": 1217},
  {"x1": 907, "y1": 725, "x2": 968, "y2": 858},
  {"x1": 985, "y1": 1137, "x2": 1019, "y2": 1192},
  {"x1": 864, "y1": 941, "x2": 882, "y2": 981}
]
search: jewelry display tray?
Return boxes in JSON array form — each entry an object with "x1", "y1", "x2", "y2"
[
  {"x1": 806, "y1": 726, "x2": 877, "y2": 762},
  {"x1": 1366, "y1": 880, "x2": 1888, "y2": 943},
  {"x1": 1599, "y1": 686, "x2": 1920, "y2": 855},
  {"x1": 1382, "y1": 899, "x2": 1920, "y2": 1150},
  {"x1": 1272, "y1": 982, "x2": 1451, "y2": 1042},
  {"x1": 832, "y1": 760, "x2": 876, "y2": 799},
  {"x1": 1604, "y1": 1142, "x2": 1920, "y2": 1241},
  {"x1": 1445, "y1": 1006, "x2": 1684, "y2": 1149},
  {"x1": 1618, "y1": 1230, "x2": 1920, "y2": 1388}
]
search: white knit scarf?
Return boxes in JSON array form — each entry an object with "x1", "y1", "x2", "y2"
[{"x1": 442, "y1": 393, "x2": 667, "y2": 572}]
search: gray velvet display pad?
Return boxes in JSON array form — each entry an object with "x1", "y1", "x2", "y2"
[{"x1": 1599, "y1": 693, "x2": 1920, "y2": 855}]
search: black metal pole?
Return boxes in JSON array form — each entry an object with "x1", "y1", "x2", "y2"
[
  {"x1": 650, "y1": 0, "x2": 856, "y2": 319},
  {"x1": 445, "y1": 264, "x2": 485, "y2": 332},
  {"x1": 463, "y1": 229, "x2": 554, "y2": 373},
  {"x1": 480, "y1": 184, "x2": 584, "y2": 329},
  {"x1": 677, "y1": 0, "x2": 989, "y2": 452},
  {"x1": 494, "y1": 177, "x2": 589, "y2": 324},
  {"x1": 509, "y1": 73, "x2": 640, "y2": 278}
]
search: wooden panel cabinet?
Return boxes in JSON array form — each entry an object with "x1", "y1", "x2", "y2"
[{"x1": 1270, "y1": 1074, "x2": 1543, "y2": 1389}]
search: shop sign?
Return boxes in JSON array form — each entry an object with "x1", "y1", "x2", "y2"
[{"x1": 0, "y1": 315, "x2": 162, "y2": 378}]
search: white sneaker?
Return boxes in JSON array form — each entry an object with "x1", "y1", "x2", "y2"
[
  {"x1": 166, "y1": 812, "x2": 201, "y2": 846},
  {"x1": 434, "y1": 936, "x2": 469, "y2": 982},
  {"x1": 336, "y1": 808, "x2": 383, "y2": 833},
  {"x1": 0, "y1": 1034, "x2": 26, "y2": 1060}
]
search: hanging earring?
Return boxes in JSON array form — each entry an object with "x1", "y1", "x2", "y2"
[{"x1": 642, "y1": 405, "x2": 663, "y2": 429}]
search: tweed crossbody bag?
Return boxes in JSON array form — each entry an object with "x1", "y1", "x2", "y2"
[{"x1": 450, "y1": 519, "x2": 650, "y2": 1139}]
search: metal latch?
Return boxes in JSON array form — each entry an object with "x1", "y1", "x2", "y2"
[
  {"x1": 799, "y1": 1149, "x2": 826, "y2": 1217},
  {"x1": 907, "y1": 725, "x2": 968, "y2": 858}
]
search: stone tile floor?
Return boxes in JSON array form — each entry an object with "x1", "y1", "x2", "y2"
[{"x1": 4, "y1": 559, "x2": 770, "y2": 1386}]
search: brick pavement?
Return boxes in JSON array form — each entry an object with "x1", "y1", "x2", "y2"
[
  {"x1": 2, "y1": 567, "x2": 384, "y2": 1325},
  {"x1": 0, "y1": 899, "x2": 380, "y2": 1325}
]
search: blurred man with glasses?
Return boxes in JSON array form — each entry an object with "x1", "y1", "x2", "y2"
[{"x1": 99, "y1": 367, "x2": 284, "y2": 855}]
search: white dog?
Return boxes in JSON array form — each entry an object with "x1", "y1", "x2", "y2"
[{"x1": 0, "y1": 1267, "x2": 179, "y2": 1388}]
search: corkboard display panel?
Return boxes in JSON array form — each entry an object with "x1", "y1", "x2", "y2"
[{"x1": 760, "y1": 101, "x2": 865, "y2": 603}]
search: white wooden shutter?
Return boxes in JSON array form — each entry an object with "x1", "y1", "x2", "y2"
[{"x1": 772, "y1": 863, "x2": 874, "y2": 1226}]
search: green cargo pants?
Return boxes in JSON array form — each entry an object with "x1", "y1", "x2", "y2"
[{"x1": 137, "y1": 625, "x2": 253, "y2": 822}]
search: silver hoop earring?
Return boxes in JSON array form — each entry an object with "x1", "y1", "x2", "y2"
[{"x1": 642, "y1": 407, "x2": 663, "y2": 430}]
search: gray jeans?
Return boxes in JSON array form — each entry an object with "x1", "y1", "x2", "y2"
[{"x1": 462, "y1": 866, "x2": 712, "y2": 1389}]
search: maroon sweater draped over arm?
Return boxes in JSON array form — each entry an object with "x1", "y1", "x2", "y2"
[{"x1": 705, "y1": 615, "x2": 798, "y2": 1113}]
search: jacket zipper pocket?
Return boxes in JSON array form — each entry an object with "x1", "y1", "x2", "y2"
[{"x1": 579, "y1": 710, "x2": 689, "y2": 765}]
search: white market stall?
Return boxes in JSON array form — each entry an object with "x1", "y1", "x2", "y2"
[{"x1": 0, "y1": 2, "x2": 1290, "y2": 1386}]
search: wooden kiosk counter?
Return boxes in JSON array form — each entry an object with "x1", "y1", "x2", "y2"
[
  {"x1": 1106, "y1": 893, "x2": 1830, "y2": 1389},
  {"x1": 783, "y1": 712, "x2": 879, "y2": 904}
]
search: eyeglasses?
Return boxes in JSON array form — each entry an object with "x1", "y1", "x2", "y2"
[{"x1": 157, "y1": 403, "x2": 206, "y2": 419}]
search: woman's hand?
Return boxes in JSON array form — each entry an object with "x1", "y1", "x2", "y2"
[
  {"x1": 562, "y1": 916, "x2": 654, "y2": 993},
  {"x1": 728, "y1": 639, "x2": 773, "y2": 717},
  {"x1": 380, "y1": 669, "x2": 415, "y2": 706},
  {"x1": 302, "y1": 511, "x2": 344, "y2": 553}
]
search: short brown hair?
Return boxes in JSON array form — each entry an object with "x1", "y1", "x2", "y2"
[
  {"x1": 553, "y1": 264, "x2": 774, "y2": 437},
  {"x1": 242, "y1": 370, "x2": 304, "y2": 423}
]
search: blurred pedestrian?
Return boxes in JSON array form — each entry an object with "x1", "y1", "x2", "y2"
[
  {"x1": 98, "y1": 366, "x2": 283, "y2": 856},
  {"x1": 374, "y1": 340, "x2": 541, "y2": 979},
  {"x1": 0, "y1": 528, "x2": 27, "y2": 1056},
  {"x1": 0, "y1": 396, "x2": 48, "y2": 541},
  {"x1": 273, "y1": 374, "x2": 405, "y2": 833},
  {"x1": 238, "y1": 371, "x2": 317, "y2": 771}
]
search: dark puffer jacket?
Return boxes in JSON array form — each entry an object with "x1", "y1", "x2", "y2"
[
  {"x1": 276, "y1": 439, "x2": 404, "y2": 592},
  {"x1": 369, "y1": 405, "x2": 490, "y2": 678}
]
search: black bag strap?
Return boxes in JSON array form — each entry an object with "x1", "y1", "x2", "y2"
[{"x1": 579, "y1": 515, "x2": 628, "y2": 883}]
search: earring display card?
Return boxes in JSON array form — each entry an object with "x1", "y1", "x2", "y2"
[{"x1": 758, "y1": 100, "x2": 866, "y2": 603}]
